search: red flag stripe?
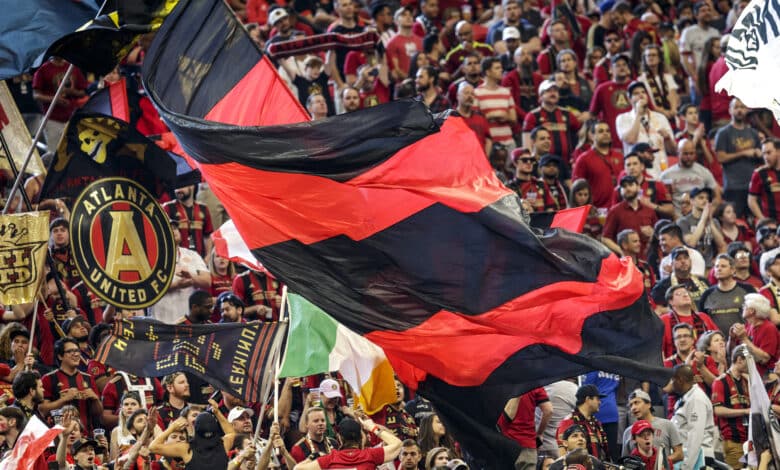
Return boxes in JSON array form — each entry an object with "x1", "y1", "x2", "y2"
[{"x1": 367, "y1": 254, "x2": 643, "y2": 387}]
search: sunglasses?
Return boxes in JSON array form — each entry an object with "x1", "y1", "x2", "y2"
[
  {"x1": 519, "y1": 157, "x2": 535, "y2": 163},
  {"x1": 605, "y1": 37, "x2": 620, "y2": 43}
]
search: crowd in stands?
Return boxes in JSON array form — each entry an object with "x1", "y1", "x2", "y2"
[{"x1": 4, "y1": 0, "x2": 780, "y2": 468}]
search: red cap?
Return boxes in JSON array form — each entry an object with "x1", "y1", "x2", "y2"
[
  {"x1": 631, "y1": 419, "x2": 654, "y2": 436},
  {"x1": 510, "y1": 148, "x2": 531, "y2": 163}
]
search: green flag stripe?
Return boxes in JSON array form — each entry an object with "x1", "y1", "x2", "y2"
[{"x1": 279, "y1": 294, "x2": 339, "y2": 377}]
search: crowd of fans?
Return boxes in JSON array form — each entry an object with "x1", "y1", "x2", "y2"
[{"x1": 4, "y1": 0, "x2": 780, "y2": 468}]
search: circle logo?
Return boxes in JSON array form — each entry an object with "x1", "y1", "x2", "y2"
[{"x1": 70, "y1": 177, "x2": 176, "y2": 309}]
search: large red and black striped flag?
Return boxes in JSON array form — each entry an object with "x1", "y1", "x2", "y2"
[{"x1": 142, "y1": 0, "x2": 667, "y2": 465}]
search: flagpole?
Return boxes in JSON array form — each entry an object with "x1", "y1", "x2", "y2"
[
  {"x1": 2, "y1": 64, "x2": 74, "y2": 215},
  {"x1": 273, "y1": 285, "x2": 288, "y2": 425}
]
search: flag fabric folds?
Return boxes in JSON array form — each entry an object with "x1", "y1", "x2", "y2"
[
  {"x1": 279, "y1": 293, "x2": 397, "y2": 415},
  {"x1": 39, "y1": 112, "x2": 178, "y2": 202},
  {"x1": 142, "y1": 0, "x2": 668, "y2": 465},
  {"x1": 0, "y1": 82, "x2": 45, "y2": 175},
  {"x1": 0, "y1": 0, "x2": 100, "y2": 80},
  {"x1": 716, "y1": 0, "x2": 780, "y2": 122},
  {"x1": 213, "y1": 219, "x2": 267, "y2": 272},
  {"x1": 42, "y1": 0, "x2": 179, "y2": 76},
  {"x1": 95, "y1": 318, "x2": 286, "y2": 403},
  {"x1": 0, "y1": 416, "x2": 63, "y2": 470},
  {"x1": 746, "y1": 353, "x2": 780, "y2": 467}
]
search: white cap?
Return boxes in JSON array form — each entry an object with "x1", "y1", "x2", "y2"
[
  {"x1": 502, "y1": 26, "x2": 520, "y2": 41},
  {"x1": 268, "y1": 8, "x2": 289, "y2": 26},
  {"x1": 319, "y1": 379, "x2": 342, "y2": 399},
  {"x1": 227, "y1": 406, "x2": 254, "y2": 423},
  {"x1": 538, "y1": 79, "x2": 559, "y2": 95}
]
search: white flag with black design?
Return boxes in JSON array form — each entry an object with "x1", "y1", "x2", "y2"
[{"x1": 716, "y1": 0, "x2": 780, "y2": 122}]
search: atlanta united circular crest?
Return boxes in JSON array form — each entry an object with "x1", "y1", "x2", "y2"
[{"x1": 70, "y1": 177, "x2": 176, "y2": 309}]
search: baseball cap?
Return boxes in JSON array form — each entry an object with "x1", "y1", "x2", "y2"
[
  {"x1": 576, "y1": 384, "x2": 606, "y2": 402},
  {"x1": 50, "y1": 217, "x2": 68, "y2": 231},
  {"x1": 319, "y1": 378, "x2": 342, "y2": 398},
  {"x1": 610, "y1": 53, "x2": 630, "y2": 65},
  {"x1": 599, "y1": 0, "x2": 616, "y2": 13},
  {"x1": 561, "y1": 423, "x2": 586, "y2": 440},
  {"x1": 629, "y1": 142, "x2": 658, "y2": 154},
  {"x1": 631, "y1": 419, "x2": 654, "y2": 436},
  {"x1": 71, "y1": 438, "x2": 99, "y2": 456},
  {"x1": 446, "y1": 459, "x2": 470, "y2": 470},
  {"x1": 393, "y1": 5, "x2": 413, "y2": 22},
  {"x1": 627, "y1": 80, "x2": 647, "y2": 95},
  {"x1": 538, "y1": 79, "x2": 559, "y2": 95},
  {"x1": 689, "y1": 186, "x2": 714, "y2": 201},
  {"x1": 268, "y1": 8, "x2": 289, "y2": 26},
  {"x1": 628, "y1": 389, "x2": 652, "y2": 403},
  {"x1": 539, "y1": 154, "x2": 562, "y2": 168},
  {"x1": 510, "y1": 148, "x2": 532, "y2": 163},
  {"x1": 62, "y1": 315, "x2": 89, "y2": 334},
  {"x1": 227, "y1": 406, "x2": 254, "y2": 423},
  {"x1": 8, "y1": 328, "x2": 30, "y2": 342},
  {"x1": 502, "y1": 26, "x2": 521, "y2": 41},
  {"x1": 670, "y1": 246, "x2": 690, "y2": 260}
]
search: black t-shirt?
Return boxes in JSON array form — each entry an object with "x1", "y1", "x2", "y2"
[{"x1": 293, "y1": 71, "x2": 335, "y2": 116}]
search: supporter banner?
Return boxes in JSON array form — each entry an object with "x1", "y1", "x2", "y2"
[
  {"x1": 0, "y1": 0, "x2": 99, "y2": 80},
  {"x1": 746, "y1": 352, "x2": 780, "y2": 467},
  {"x1": 716, "y1": 0, "x2": 780, "y2": 122},
  {"x1": 0, "y1": 82, "x2": 45, "y2": 176},
  {"x1": 95, "y1": 318, "x2": 286, "y2": 403},
  {"x1": 42, "y1": 0, "x2": 180, "y2": 76},
  {"x1": 141, "y1": 0, "x2": 668, "y2": 466},
  {"x1": 266, "y1": 32, "x2": 380, "y2": 60},
  {"x1": 39, "y1": 112, "x2": 179, "y2": 204},
  {"x1": 69, "y1": 177, "x2": 176, "y2": 309},
  {"x1": 0, "y1": 212, "x2": 49, "y2": 305}
]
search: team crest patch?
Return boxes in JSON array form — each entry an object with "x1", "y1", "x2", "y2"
[{"x1": 70, "y1": 177, "x2": 176, "y2": 308}]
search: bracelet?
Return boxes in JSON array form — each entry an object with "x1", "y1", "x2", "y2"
[{"x1": 370, "y1": 425, "x2": 380, "y2": 434}]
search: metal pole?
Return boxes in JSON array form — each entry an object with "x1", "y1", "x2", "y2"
[{"x1": 2, "y1": 64, "x2": 74, "y2": 215}]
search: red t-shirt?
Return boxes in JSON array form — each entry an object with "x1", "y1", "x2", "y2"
[
  {"x1": 460, "y1": 112, "x2": 491, "y2": 150},
  {"x1": 385, "y1": 34, "x2": 422, "y2": 79},
  {"x1": 498, "y1": 387, "x2": 549, "y2": 448},
  {"x1": 746, "y1": 320, "x2": 780, "y2": 376},
  {"x1": 589, "y1": 81, "x2": 632, "y2": 146},
  {"x1": 316, "y1": 446, "x2": 385, "y2": 469},
  {"x1": 602, "y1": 201, "x2": 658, "y2": 256},
  {"x1": 32, "y1": 61, "x2": 88, "y2": 123},
  {"x1": 571, "y1": 148, "x2": 624, "y2": 208}
]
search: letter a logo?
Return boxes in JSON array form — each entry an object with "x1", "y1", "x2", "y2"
[{"x1": 105, "y1": 211, "x2": 153, "y2": 280}]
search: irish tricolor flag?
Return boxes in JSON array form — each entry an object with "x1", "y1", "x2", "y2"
[{"x1": 279, "y1": 293, "x2": 396, "y2": 414}]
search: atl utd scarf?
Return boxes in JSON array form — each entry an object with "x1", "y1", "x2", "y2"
[{"x1": 141, "y1": 0, "x2": 668, "y2": 466}]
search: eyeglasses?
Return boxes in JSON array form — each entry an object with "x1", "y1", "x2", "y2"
[
  {"x1": 605, "y1": 38, "x2": 620, "y2": 43},
  {"x1": 735, "y1": 252, "x2": 750, "y2": 259},
  {"x1": 63, "y1": 348, "x2": 81, "y2": 355},
  {"x1": 644, "y1": 53, "x2": 659, "y2": 57},
  {"x1": 674, "y1": 334, "x2": 693, "y2": 340}
]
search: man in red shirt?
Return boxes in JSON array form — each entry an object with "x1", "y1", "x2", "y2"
[
  {"x1": 499, "y1": 388, "x2": 553, "y2": 470},
  {"x1": 32, "y1": 57, "x2": 87, "y2": 146},
  {"x1": 386, "y1": 6, "x2": 422, "y2": 84},
  {"x1": 572, "y1": 121, "x2": 624, "y2": 208},
  {"x1": 731, "y1": 293, "x2": 779, "y2": 377},
  {"x1": 629, "y1": 420, "x2": 666, "y2": 470},
  {"x1": 299, "y1": 417, "x2": 402, "y2": 470},
  {"x1": 456, "y1": 82, "x2": 492, "y2": 157},
  {"x1": 611, "y1": 152, "x2": 674, "y2": 218},
  {"x1": 589, "y1": 54, "x2": 632, "y2": 147},
  {"x1": 602, "y1": 175, "x2": 658, "y2": 256}
]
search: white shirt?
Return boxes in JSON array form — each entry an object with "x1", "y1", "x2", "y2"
[
  {"x1": 149, "y1": 247, "x2": 207, "y2": 324},
  {"x1": 615, "y1": 109, "x2": 674, "y2": 178},
  {"x1": 671, "y1": 385, "x2": 715, "y2": 470},
  {"x1": 659, "y1": 246, "x2": 707, "y2": 280}
]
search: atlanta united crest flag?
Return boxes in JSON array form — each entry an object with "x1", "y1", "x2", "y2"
[{"x1": 142, "y1": 0, "x2": 667, "y2": 465}]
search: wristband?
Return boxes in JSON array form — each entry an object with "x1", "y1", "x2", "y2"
[{"x1": 370, "y1": 425, "x2": 380, "y2": 434}]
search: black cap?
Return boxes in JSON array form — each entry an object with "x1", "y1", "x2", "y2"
[
  {"x1": 8, "y1": 328, "x2": 30, "y2": 342},
  {"x1": 562, "y1": 423, "x2": 587, "y2": 440},
  {"x1": 629, "y1": 142, "x2": 657, "y2": 154},
  {"x1": 689, "y1": 186, "x2": 714, "y2": 201},
  {"x1": 49, "y1": 217, "x2": 68, "y2": 231},
  {"x1": 670, "y1": 246, "x2": 690, "y2": 260},
  {"x1": 62, "y1": 315, "x2": 88, "y2": 334},
  {"x1": 539, "y1": 154, "x2": 562, "y2": 168},
  {"x1": 619, "y1": 175, "x2": 638, "y2": 187},
  {"x1": 71, "y1": 438, "x2": 98, "y2": 456},
  {"x1": 610, "y1": 53, "x2": 630, "y2": 65},
  {"x1": 576, "y1": 384, "x2": 606, "y2": 403}
]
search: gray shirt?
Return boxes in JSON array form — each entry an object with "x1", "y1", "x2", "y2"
[
  {"x1": 676, "y1": 213, "x2": 721, "y2": 268},
  {"x1": 714, "y1": 124, "x2": 762, "y2": 191},
  {"x1": 660, "y1": 163, "x2": 718, "y2": 213},
  {"x1": 621, "y1": 416, "x2": 683, "y2": 456},
  {"x1": 698, "y1": 282, "x2": 756, "y2": 333},
  {"x1": 537, "y1": 380, "x2": 578, "y2": 455}
]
